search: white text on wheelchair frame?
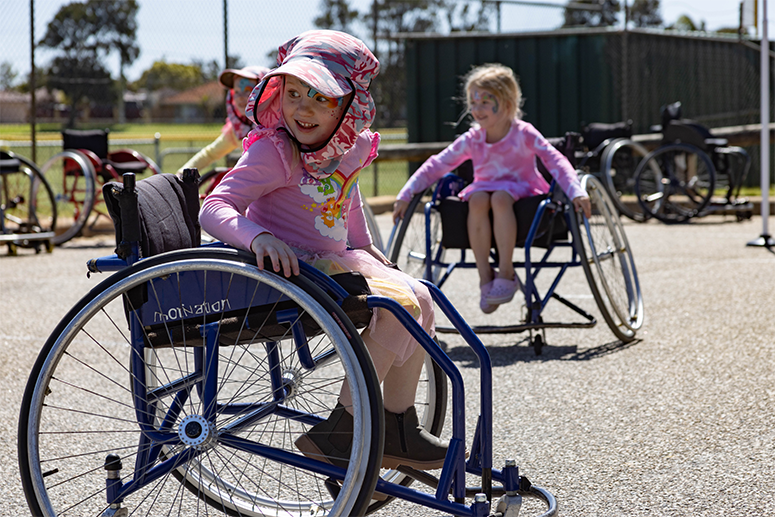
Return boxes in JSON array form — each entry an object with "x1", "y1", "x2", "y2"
[{"x1": 154, "y1": 299, "x2": 233, "y2": 322}]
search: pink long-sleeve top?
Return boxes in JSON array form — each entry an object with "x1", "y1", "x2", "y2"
[
  {"x1": 396, "y1": 119, "x2": 585, "y2": 203},
  {"x1": 200, "y1": 128, "x2": 378, "y2": 254}
]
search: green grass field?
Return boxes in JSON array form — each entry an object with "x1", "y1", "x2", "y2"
[{"x1": 1, "y1": 123, "x2": 412, "y2": 197}]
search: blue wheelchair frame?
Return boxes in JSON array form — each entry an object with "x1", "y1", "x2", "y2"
[
  {"x1": 422, "y1": 173, "x2": 597, "y2": 336},
  {"x1": 82, "y1": 173, "x2": 557, "y2": 517}
]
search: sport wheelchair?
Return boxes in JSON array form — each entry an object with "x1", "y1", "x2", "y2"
[
  {"x1": 18, "y1": 170, "x2": 557, "y2": 516},
  {"x1": 387, "y1": 133, "x2": 644, "y2": 353},
  {"x1": 0, "y1": 150, "x2": 57, "y2": 254},
  {"x1": 41, "y1": 128, "x2": 161, "y2": 245},
  {"x1": 634, "y1": 101, "x2": 753, "y2": 223}
]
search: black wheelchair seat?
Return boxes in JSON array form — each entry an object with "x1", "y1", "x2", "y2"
[{"x1": 437, "y1": 194, "x2": 567, "y2": 250}]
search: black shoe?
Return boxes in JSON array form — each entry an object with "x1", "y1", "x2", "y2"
[
  {"x1": 294, "y1": 402, "x2": 353, "y2": 470},
  {"x1": 382, "y1": 406, "x2": 449, "y2": 469},
  {"x1": 295, "y1": 403, "x2": 389, "y2": 501}
]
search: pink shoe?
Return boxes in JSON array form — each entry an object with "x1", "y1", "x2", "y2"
[
  {"x1": 486, "y1": 275, "x2": 523, "y2": 305},
  {"x1": 479, "y1": 280, "x2": 498, "y2": 314}
]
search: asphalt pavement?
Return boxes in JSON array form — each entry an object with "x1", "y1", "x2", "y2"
[{"x1": 1, "y1": 212, "x2": 774, "y2": 516}]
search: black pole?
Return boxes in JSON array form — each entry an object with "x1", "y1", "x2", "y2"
[
  {"x1": 30, "y1": 0, "x2": 36, "y2": 163},
  {"x1": 223, "y1": 0, "x2": 229, "y2": 69}
]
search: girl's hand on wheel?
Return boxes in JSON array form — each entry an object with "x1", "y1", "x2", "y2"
[
  {"x1": 250, "y1": 233, "x2": 299, "y2": 277},
  {"x1": 573, "y1": 196, "x2": 592, "y2": 219},
  {"x1": 392, "y1": 199, "x2": 409, "y2": 224}
]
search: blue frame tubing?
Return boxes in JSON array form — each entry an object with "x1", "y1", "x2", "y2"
[
  {"x1": 75, "y1": 172, "x2": 558, "y2": 517},
  {"x1": 421, "y1": 173, "x2": 596, "y2": 336}
]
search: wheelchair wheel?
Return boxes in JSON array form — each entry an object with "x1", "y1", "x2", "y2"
[
  {"x1": 366, "y1": 353, "x2": 447, "y2": 513},
  {"x1": 19, "y1": 249, "x2": 384, "y2": 517},
  {"x1": 0, "y1": 151, "x2": 57, "y2": 243},
  {"x1": 40, "y1": 150, "x2": 97, "y2": 245},
  {"x1": 361, "y1": 199, "x2": 385, "y2": 254},
  {"x1": 634, "y1": 143, "x2": 715, "y2": 223},
  {"x1": 572, "y1": 175, "x2": 643, "y2": 342},
  {"x1": 197, "y1": 167, "x2": 229, "y2": 201},
  {"x1": 388, "y1": 190, "x2": 444, "y2": 283},
  {"x1": 600, "y1": 138, "x2": 653, "y2": 222}
]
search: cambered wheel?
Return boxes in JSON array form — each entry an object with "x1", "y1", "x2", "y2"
[
  {"x1": 361, "y1": 199, "x2": 384, "y2": 254},
  {"x1": 19, "y1": 248, "x2": 384, "y2": 517},
  {"x1": 0, "y1": 151, "x2": 58, "y2": 245},
  {"x1": 197, "y1": 167, "x2": 229, "y2": 201},
  {"x1": 388, "y1": 190, "x2": 444, "y2": 284},
  {"x1": 634, "y1": 143, "x2": 715, "y2": 223},
  {"x1": 366, "y1": 352, "x2": 447, "y2": 513},
  {"x1": 40, "y1": 150, "x2": 96, "y2": 245},
  {"x1": 600, "y1": 138, "x2": 653, "y2": 222},
  {"x1": 571, "y1": 175, "x2": 644, "y2": 342}
]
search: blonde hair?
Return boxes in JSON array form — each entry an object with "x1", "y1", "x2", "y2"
[{"x1": 463, "y1": 63, "x2": 523, "y2": 120}]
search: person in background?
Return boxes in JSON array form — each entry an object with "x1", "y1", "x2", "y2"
[
  {"x1": 177, "y1": 65, "x2": 269, "y2": 175},
  {"x1": 393, "y1": 63, "x2": 591, "y2": 314}
]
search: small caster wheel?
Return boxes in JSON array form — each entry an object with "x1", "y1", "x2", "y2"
[
  {"x1": 532, "y1": 334, "x2": 543, "y2": 355},
  {"x1": 7, "y1": 243, "x2": 18, "y2": 256},
  {"x1": 46, "y1": 240, "x2": 55, "y2": 253}
]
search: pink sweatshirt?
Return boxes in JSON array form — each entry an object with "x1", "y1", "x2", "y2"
[
  {"x1": 200, "y1": 129, "x2": 378, "y2": 254},
  {"x1": 397, "y1": 119, "x2": 585, "y2": 203}
]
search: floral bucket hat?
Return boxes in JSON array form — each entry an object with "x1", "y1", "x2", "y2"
[{"x1": 245, "y1": 30, "x2": 379, "y2": 178}]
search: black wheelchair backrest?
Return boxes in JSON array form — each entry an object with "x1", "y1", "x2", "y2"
[
  {"x1": 103, "y1": 170, "x2": 201, "y2": 260},
  {"x1": 581, "y1": 121, "x2": 632, "y2": 151},
  {"x1": 62, "y1": 129, "x2": 110, "y2": 159}
]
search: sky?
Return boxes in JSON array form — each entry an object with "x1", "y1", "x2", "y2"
[{"x1": 0, "y1": 0, "x2": 767, "y2": 84}]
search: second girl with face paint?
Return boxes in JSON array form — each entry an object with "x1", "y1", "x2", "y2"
[{"x1": 393, "y1": 63, "x2": 592, "y2": 314}]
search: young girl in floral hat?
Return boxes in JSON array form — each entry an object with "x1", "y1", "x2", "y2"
[{"x1": 200, "y1": 30, "x2": 448, "y2": 470}]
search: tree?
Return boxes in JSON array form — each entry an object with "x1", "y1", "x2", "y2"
[
  {"x1": 39, "y1": 0, "x2": 139, "y2": 124},
  {"x1": 130, "y1": 60, "x2": 207, "y2": 92},
  {"x1": 89, "y1": 0, "x2": 140, "y2": 123},
  {"x1": 629, "y1": 0, "x2": 662, "y2": 28},
  {"x1": 314, "y1": 0, "x2": 360, "y2": 32},
  {"x1": 357, "y1": 1, "x2": 491, "y2": 127},
  {"x1": 47, "y1": 55, "x2": 114, "y2": 127},
  {"x1": 439, "y1": 0, "x2": 496, "y2": 32},
  {"x1": 563, "y1": 0, "x2": 620, "y2": 28},
  {"x1": 0, "y1": 62, "x2": 19, "y2": 91},
  {"x1": 666, "y1": 14, "x2": 705, "y2": 31}
]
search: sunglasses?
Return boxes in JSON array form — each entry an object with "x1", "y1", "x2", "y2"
[{"x1": 235, "y1": 77, "x2": 257, "y2": 94}]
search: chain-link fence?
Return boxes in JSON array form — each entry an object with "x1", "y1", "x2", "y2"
[{"x1": 2, "y1": 1, "x2": 767, "y2": 195}]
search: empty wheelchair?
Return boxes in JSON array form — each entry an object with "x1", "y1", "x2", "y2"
[
  {"x1": 0, "y1": 150, "x2": 57, "y2": 254},
  {"x1": 19, "y1": 171, "x2": 557, "y2": 516},
  {"x1": 40, "y1": 128, "x2": 161, "y2": 244},
  {"x1": 575, "y1": 120, "x2": 656, "y2": 222},
  {"x1": 634, "y1": 101, "x2": 753, "y2": 223},
  {"x1": 387, "y1": 133, "x2": 644, "y2": 353}
]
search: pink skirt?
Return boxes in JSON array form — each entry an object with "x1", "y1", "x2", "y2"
[
  {"x1": 459, "y1": 179, "x2": 546, "y2": 202},
  {"x1": 296, "y1": 248, "x2": 435, "y2": 366}
]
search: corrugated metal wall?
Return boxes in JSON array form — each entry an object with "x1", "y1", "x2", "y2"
[{"x1": 405, "y1": 28, "x2": 765, "y2": 142}]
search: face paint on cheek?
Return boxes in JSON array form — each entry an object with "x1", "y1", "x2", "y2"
[{"x1": 481, "y1": 92, "x2": 499, "y2": 114}]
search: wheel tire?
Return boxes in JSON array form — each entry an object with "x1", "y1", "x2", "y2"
[
  {"x1": 571, "y1": 175, "x2": 644, "y2": 342},
  {"x1": 634, "y1": 143, "x2": 715, "y2": 223},
  {"x1": 1, "y1": 151, "x2": 58, "y2": 245},
  {"x1": 197, "y1": 167, "x2": 229, "y2": 201},
  {"x1": 361, "y1": 200, "x2": 384, "y2": 254},
  {"x1": 366, "y1": 353, "x2": 447, "y2": 513},
  {"x1": 19, "y1": 248, "x2": 384, "y2": 517},
  {"x1": 388, "y1": 190, "x2": 444, "y2": 283},
  {"x1": 40, "y1": 150, "x2": 96, "y2": 245},
  {"x1": 600, "y1": 138, "x2": 652, "y2": 222}
]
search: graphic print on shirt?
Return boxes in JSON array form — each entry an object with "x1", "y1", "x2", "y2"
[{"x1": 299, "y1": 167, "x2": 361, "y2": 242}]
